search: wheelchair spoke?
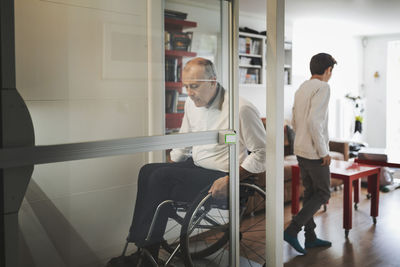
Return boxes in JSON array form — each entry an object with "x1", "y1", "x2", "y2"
[
  {"x1": 205, "y1": 220, "x2": 221, "y2": 243},
  {"x1": 243, "y1": 229, "x2": 265, "y2": 233},
  {"x1": 217, "y1": 208, "x2": 227, "y2": 225},
  {"x1": 240, "y1": 242, "x2": 255, "y2": 267},
  {"x1": 241, "y1": 240, "x2": 265, "y2": 263},
  {"x1": 179, "y1": 184, "x2": 265, "y2": 266},
  {"x1": 201, "y1": 234, "x2": 211, "y2": 251},
  {"x1": 241, "y1": 217, "x2": 265, "y2": 233},
  {"x1": 208, "y1": 243, "x2": 227, "y2": 265},
  {"x1": 247, "y1": 199, "x2": 265, "y2": 215},
  {"x1": 217, "y1": 246, "x2": 226, "y2": 266},
  {"x1": 241, "y1": 237, "x2": 266, "y2": 245},
  {"x1": 189, "y1": 220, "x2": 223, "y2": 253},
  {"x1": 204, "y1": 213, "x2": 227, "y2": 227},
  {"x1": 187, "y1": 209, "x2": 210, "y2": 235}
]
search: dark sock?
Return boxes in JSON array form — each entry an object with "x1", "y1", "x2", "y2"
[{"x1": 304, "y1": 230, "x2": 317, "y2": 242}]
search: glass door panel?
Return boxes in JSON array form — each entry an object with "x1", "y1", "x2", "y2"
[
  {"x1": 9, "y1": 0, "x2": 239, "y2": 267},
  {"x1": 163, "y1": 1, "x2": 235, "y2": 266}
]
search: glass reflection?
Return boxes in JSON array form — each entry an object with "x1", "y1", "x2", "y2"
[{"x1": 15, "y1": 0, "x2": 154, "y2": 144}]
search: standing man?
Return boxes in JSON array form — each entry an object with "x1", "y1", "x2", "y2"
[
  {"x1": 284, "y1": 53, "x2": 337, "y2": 254},
  {"x1": 108, "y1": 57, "x2": 266, "y2": 266}
]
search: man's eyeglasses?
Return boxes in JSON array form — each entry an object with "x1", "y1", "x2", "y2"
[{"x1": 182, "y1": 79, "x2": 216, "y2": 90}]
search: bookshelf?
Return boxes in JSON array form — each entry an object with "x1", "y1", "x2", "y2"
[
  {"x1": 238, "y1": 32, "x2": 266, "y2": 85},
  {"x1": 238, "y1": 31, "x2": 293, "y2": 87},
  {"x1": 164, "y1": 14, "x2": 197, "y2": 134}
]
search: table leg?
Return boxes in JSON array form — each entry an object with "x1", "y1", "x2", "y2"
[
  {"x1": 343, "y1": 178, "x2": 352, "y2": 238},
  {"x1": 368, "y1": 171, "x2": 380, "y2": 224},
  {"x1": 291, "y1": 165, "x2": 300, "y2": 216},
  {"x1": 353, "y1": 179, "x2": 359, "y2": 210},
  {"x1": 367, "y1": 174, "x2": 373, "y2": 198}
]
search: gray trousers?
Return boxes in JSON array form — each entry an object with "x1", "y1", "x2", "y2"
[{"x1": 292, "y1": 156, "x2": 331, "y2": 237}]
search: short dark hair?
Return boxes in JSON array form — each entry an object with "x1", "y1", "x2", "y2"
[{"x1": 309, "y1": 53, "x2": 337, "y2": 75}]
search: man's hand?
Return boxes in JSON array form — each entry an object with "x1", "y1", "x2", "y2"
[
  {"x1": 208, "y1": 175, "x2": 229, "y2": 199},
  {"x1": 321, "y1": 155, "x2": 331, "y2": 166}
]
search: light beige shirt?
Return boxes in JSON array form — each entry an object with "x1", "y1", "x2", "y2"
[
  {"x1": 171, "y1": 88, "x2": 266, "y2": 173},
  {"x1": 292, "y1": 79, "x2": 330, "y2": 159}
]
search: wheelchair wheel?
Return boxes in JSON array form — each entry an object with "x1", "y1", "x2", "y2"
[
  {"x1": 180, "y1": 183, "x2": 266, "y2": 267},
  {"x1": 238, "y1": 183, "x2": 266, "y2": 266}
]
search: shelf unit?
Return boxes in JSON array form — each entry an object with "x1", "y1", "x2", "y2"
[
  {"x1": 238, "y1": 32, "x2": 266, "y2": 85},
  {"x1": 238, "y1": 31, "x2": 293, "y2": 87},
  {"x1": 164, "y1": 16, "x2": 197, "y2": 133}
]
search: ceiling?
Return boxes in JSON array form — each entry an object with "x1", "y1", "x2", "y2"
[{"x1": 239, "y1": 0, "x2": 400, "y2": 36}]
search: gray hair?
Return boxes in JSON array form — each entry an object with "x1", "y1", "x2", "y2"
[{"x1": 184, "y1": 57, "x2": 217, "y2": 79}]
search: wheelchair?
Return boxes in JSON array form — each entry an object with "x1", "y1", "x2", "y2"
[{"x1": 119, "y1": 177, "x2": 266, "y2": 267}]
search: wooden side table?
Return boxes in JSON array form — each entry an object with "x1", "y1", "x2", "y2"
[{"x1": 291, "y1": 159, "x2": 381, "y2": 237}]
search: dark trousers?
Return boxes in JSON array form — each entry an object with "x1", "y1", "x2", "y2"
[
  {"x1": 127, "y1": 158, "x2": 227, "y2": 247},
  {"x1": 290, "y1": 156, "x2": 331, "y2": 238}
]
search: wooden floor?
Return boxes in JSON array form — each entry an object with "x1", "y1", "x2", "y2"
[
  {"x1": 283, "y1": 186, "x2": 400, "y2": 267},
  {"x1": 165, "y1": 186, "x2": 400, "y2": 266}
]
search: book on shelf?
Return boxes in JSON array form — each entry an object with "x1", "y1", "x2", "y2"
[
  {"x1": 239, "y1": 68, "x2": 260, "y2": 84},
  {"x1": 165, "y1": 31, "x2": 171, "y2": 50},
  {"x1": 165, "y1": 90, "x2": 178, "y2": 113},
  {"x1": 166, "y1": 91, "x2": 187, "y2": 113},
  {"x1": 239, "y1": 68, "x2": 247, "y2": 84},
  {"x1": 251, "y1": 39, "x2": 261, "y2": 54},
  {"x1": 239, "y1": 37, "x2": 246, "y2": 54},
  {"x1": 238, "y1": 37, "x2": 261, "y2": 55},
  {"x1": 245, "y1": 73, "x2": 258, "y2": 84},
  {"x1": 245, "y1": 37, "x2": 251, "y2": 54},
  {"x1": 165, "y1": 58, "x2": 181, "y2": 82},
  {"x1": 168, "y1": 31, "x2": 193, "y2": 51},
  {"x1": 177, "y1": 93, "x2": 187, "y2": 113}
]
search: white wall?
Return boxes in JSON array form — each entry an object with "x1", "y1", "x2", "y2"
[
  {"x1": 362, "y1": 33, "x2": 400, "y2": 147},
  {"x1": 15, "y1": 0, "x2": 163, "y2": 266},
  {"x1": 291, "y1": 19, "x2": 363, "y2": 140},
  {"x1": 239, "y1": 12, "x2": 400, "y2": 147},
  {"x1": 238, "y1": 13, "x2": 364, "y2": 142}
]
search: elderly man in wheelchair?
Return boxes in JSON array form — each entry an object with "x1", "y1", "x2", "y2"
[{"x1": 107, "y1": 58, "x2": 266, "y2": 267}]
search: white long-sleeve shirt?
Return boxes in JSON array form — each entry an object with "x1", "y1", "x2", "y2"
[
  {"x1": 170, "y1": 87, "x2": 266, "y2": 173},
  {"x1": 292, "y1": 79, "x2": 330, "y2": 159}
]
